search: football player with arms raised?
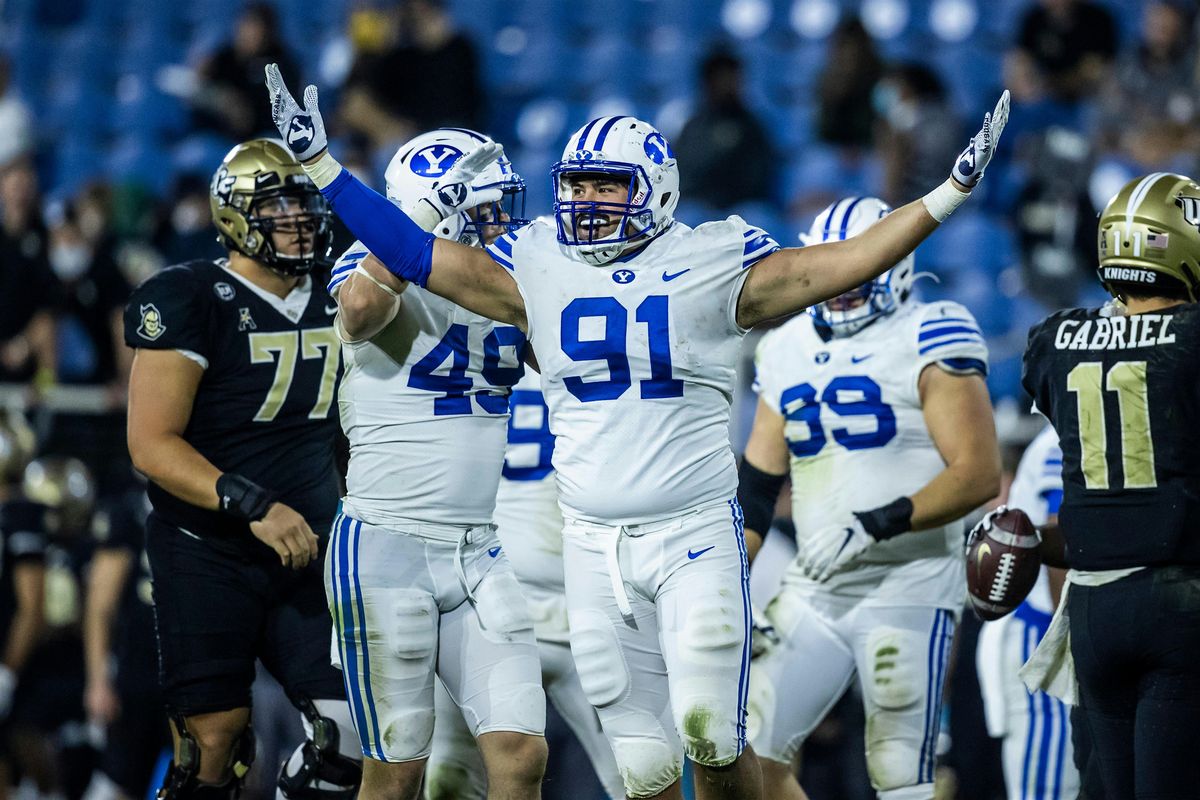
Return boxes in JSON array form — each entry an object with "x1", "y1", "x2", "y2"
[
  {"x1": 326, "y1": 129, "x2": 548, "y2": 800},
  {"x1": 739, "y1": 198, "x2": 1001, "y2": 800},
  {"x1": 124, "y1": 140, "x2": 361, "y2": 800},
  {"x1": 977, "y1": 173, "x2": 1200, "y2": 800},
  {"x1": 266, "y1": 65, "x2": 1008, "y2": 800}
]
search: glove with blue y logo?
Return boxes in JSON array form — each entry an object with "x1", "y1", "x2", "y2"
[
  {"x1": 266, "y1": 63, "x2": 328, "y2": 163},
  {"x1": 951, "y1": 90, "x2": 1010, "y2": 189}
]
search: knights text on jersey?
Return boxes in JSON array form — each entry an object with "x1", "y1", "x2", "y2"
[
  {"x1": 332, "y1": 243, "x2": 527, "y2": 529},
  {"x1": 123, "y1": 260, "x2": 342, "y2": 541},
  {"x1": 487, "y1": 217, "x2": 779, "y2": 524},
  {"x1": 1022, "y1": 304, "x2": 1200, "y2": 570},
  {"x1": 754, "y1": 301, "x2": 988, "y2": 605}
]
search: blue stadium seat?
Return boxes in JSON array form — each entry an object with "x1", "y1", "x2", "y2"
[
  {"x1": 918, "y1": 210, "x2": 1018, "y2": 275},
  {"x1": 105, "y1": 134, "x2": 172, "y2": 196}
]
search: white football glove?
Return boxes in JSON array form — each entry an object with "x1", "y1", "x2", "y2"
[
  {"x1": 750, "y1": 603, "x2": 780, "y2": 660},
  {"x1": 265, "y1": 63, "x2": 328, "y2": 163},
  {"x1": 951, "y1": 90, "x2": 1010, "y2": 189},
  {"x1": 800, "y1": 517, "x2": 875, "y2": 582},
  {"x1": 408, "y1": 142, "x2": 508, "y2": 233},
  {"x1": 965, "y1": 504, "x2": 1008, "y2": 557}
]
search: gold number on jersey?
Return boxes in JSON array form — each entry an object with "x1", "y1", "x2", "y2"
[
  {"x1": 248, "y1": 327, "x2": 340, "y2": 422},
  {"x1": 1066, "y1": 360, "x2": 1156, "y2": 490}
]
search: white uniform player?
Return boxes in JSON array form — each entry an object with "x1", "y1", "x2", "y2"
[
  {"x1": 744, "y1": 198, "x2": 1000, "y2": 800},
  {"x1": 426, "y1": 370, "x2": 625, "y2": 800},
  {"x1": 324, "y1": 130, "x2": 545, "y2": 776},
  {"x1": 976, "y1": 425, "x2": 1078, "y2": 800}
]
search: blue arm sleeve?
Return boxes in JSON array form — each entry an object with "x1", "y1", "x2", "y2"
[{"x1": 321, "y1": 168, "x2": 435, "y2": 287}]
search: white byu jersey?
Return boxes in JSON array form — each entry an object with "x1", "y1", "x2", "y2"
[
  {"x1": 754, "y1": 300, "x2": 989, "y2": 607},
  {"x1": 487, "y1": 217, "x2": 779, "y2": 524},
  {"x1": 1007, "y1": 424, "x2": 1063, "y2": 615},
  {"x1": 333, "y1": 242, "x2": 525, "y2": 529}
]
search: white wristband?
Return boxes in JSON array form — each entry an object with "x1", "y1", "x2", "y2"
[
  {"x1": 921, "y1": 179, "x2": 971, "y2": 223},
  {"x1": 301, "y1": 152, "x2": 344, "y2": 190},
  {"x1": 353, "y1": 264, "x2": 403, "y2": 298},
  {"x1": 408, "y1": 198, "x2": 445, "y2": 233}
]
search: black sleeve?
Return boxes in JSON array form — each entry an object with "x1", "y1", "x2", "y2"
[
  {"x1": 1, "y1": 501, "x2": 48, "y2": 565},
  {"x1": 123, "y1": 264, "x2": 212, "y2": 357},
  {"x1": 90, "y1": 495, "x2": 144, "y2": 554}
]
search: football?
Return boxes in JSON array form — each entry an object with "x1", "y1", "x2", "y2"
[{"x1": 966, "y1": 508, "x2": 1042, "y2": 621}]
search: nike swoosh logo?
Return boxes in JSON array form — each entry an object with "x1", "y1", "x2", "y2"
[
  {"x1": 662, "y1": 269, "x2": 691, "y2": 281},
  {"x1": 850, "y1": 354, "x2": 873, "y2": 363},
  {"x1": 687, "y1": 546, "x2": 715, "y2": 560},
  {"x1": 488, "y1": 546, "x2": 502, "y2": 557},
  {"x1": 976, "y1": 542, "x2": 991, "y2": 567},
  {"x1": 325, "y1": 304, "x2": 339, "y2": 315}
]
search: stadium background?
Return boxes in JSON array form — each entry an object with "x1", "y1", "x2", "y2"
[{"x1": 0, "y1": 0, "x2": 1192, "y2": 798}]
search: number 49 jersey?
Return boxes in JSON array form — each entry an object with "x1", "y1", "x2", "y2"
[
  {"x1": 488, "y1": 216, "x2": 779, "y2": 525},
  {"x1": 123, "y1": 260, "x2": 343, "y2": 540},
  {"x1": 333, "y1": 243, "x2": 527, "y2": 529},
  {"x1": 754, "y1": 300, "x2": 989, "y2": 606},
  {"x1": 1022, "y1": 304, "x2": 1200, "y2": 571}
]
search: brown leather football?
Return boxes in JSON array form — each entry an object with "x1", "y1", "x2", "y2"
[{"x1": 966, "y1": 507, "x2": 1042, "y2": 621}]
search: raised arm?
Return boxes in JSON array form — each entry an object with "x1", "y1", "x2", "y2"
[
  {"x1": 265, "y1": 65, "x2": 527, "y2": 330},
  {"x1": 736, "y1": 91, "x2": 1010, "y2": 329}
]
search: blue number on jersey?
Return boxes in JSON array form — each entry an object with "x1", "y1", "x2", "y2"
[
  {"x1": 560, "y1": 295, "x2": 683, "y2": 402},
  {"x1": 503, "y1": 389, "x2": 555, "y2": 481},
  {"x1": 408, "y1": 325, "x2": 526, "y2": 415},
  {"x1": 781, "y1": 375, "x2": 896, "y2": 457}
]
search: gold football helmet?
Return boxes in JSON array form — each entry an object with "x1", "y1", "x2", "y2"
[
  {"x1": 0, "y1": 411, "x2": 35, "y2": 484},
  {"x1": 1097, "y1": 172, "x2": 1200, "y2": 301},
  {"x1": 23, "y1": 456, "x2": 95, "y2": 535},
  {"x1": 210, "y1": 138, "x2": 333, "y2": 275}
]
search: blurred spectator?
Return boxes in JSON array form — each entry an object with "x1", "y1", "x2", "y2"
[
  {"x1": 0, "y1": 56, "x2": 32, "y2": 170},
  {"x1": 1013, "y1": 0, "x2": 1117, "y2": 104},
  {"x1": 874, "y1": 63, "x2": 964, "y2": 206},
  {"x1": 675, "y1": 50, "x2": 773, "y2": 210},
  {"x1": 191, "y1": 3, "x2": 297, "y2": 141},
  {"x1": 339, "y1": 0, "x2": 483, "y2": 154},
  {"x1": 153, "y1": 173, "x2": 224, "y2": 266},
  {"x1": 47, "y1": 186, "x2": 132, "y2": 389},
  {"x1": 1096, "y1": 0, "x2": 1198, "y2": 166},
  {"x1": 815, "y1": 17, "x2": 884, "y2": 149},
  {"x1": 0, "y1": 159, "x2": 59, "y2": 388}
]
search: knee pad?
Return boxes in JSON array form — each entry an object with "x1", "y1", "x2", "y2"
[
  {"x1": 862, "y1": 627, "x2": 926, "y2": 792},
  {"x1": 568, "y1": 610, "x2": 629, "y2": 708},
  {"x1": 277, "y1": 698, "x2": 362, "y2": 800},
  {"x1": 472, "y1": 567, "x2": 535, "y2": 639},
  {"x1": 609, "y1": 735, "x2": 681, "y2": 799},
  {"x1": 158, "y1": 718, "x2": 255, "y2": 800},
  {"x1": 381, "y1": 589, "x2": 437, "y2": 677}
]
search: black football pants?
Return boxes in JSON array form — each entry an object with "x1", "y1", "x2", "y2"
[{"x1": 1069, "y1": 565, "x2": 1200, "y2": 800}]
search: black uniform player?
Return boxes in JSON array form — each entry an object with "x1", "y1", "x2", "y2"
[
  {"x1": 124, "y1": 139, "x2": 360, "y2": 800},
  {"x1": 1019, "y1": 173, "x2": 1200, "y2": 799}
]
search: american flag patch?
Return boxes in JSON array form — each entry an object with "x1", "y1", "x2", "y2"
[{"x1": 1146, "y1": 232, "x2": 1170, "y2": 249}]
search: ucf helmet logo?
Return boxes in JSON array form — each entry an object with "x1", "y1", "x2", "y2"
[
  {"x1": 1177, "y1": 195, "x2": 1200, "y2": 230},
  {"x1": 137, "y1": 304, "x2": 165, "y2": 341}
]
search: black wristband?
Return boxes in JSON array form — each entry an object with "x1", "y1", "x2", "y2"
[
  {"x1": 854, "y1": 496, "x2": 914, "y2": 541},
  {"x1": 738, "y1": 459, "x2": 787, "y2": 535},
  {"x1": 215, "y1": 473, "x2": 276, "y2": 522}
]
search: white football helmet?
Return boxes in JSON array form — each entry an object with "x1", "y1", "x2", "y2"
[
  {"x1": 802, "y1": 196, "x2": 916, "y2": 337},
  {"x1": 385, "y1": 128, "x2": 526, "y2": 247},
  {"x1": 552, "y1": 116, "x2": 680, "y2": 265}
]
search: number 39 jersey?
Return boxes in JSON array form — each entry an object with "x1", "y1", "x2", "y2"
[
  {"x1": 754, "y1": 300, "x2": 989, "y2": 606},
  {"x1": 123, "y1": 260, "x2": 343, "y2": 541},
  {"x1": 488, "y1": 217, "x2": 779, "y2": 525},
  {"x1": 333, "y1": 243, "x2": 526, "y2": 529},
  {"x1": 1022, "y1": 305, "x2": 1200, "y2": 570}
]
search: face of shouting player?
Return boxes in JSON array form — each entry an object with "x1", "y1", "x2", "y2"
[{"x1": 563, "y1": 173, "x2": 634, "y2": 242}]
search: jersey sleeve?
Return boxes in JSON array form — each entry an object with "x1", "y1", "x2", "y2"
[
  {"x1": 913, "y1": 301, "x2": 989, "y2": 380},
  {"x1": 1, "y1": 501, "x2": 48, "y2": 566},
  {"x1": 123, "y1": 265, "x2": 212, "y2": 358},
  {"x1": 736, "y1": 219, "x2": 781, "y2": 271},
  {"x1": 485, "y1": 227, "x2": 522, "y2": 272},
  {"x1": 327, "y1": 241, "x2": 370, "y2": 296},
  {"x1": 1021, "y1": 317, "x2": 1054, "y2": 411},
  {"x1": 752, "y1": 329, "x2": 784, "y2": 413}
]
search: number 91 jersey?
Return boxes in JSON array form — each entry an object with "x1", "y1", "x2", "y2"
[
  {"x1": 333, "y1": 243, "x2": 527, "y2": 529},
  {"x1": 488, "y1": 217, "x2": 779, "y2": 525},
  {"x1": 754, "y1": 300, "x2": 988, "y2": 605}
]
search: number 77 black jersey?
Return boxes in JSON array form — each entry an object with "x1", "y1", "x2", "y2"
[
  {"x1": 123, "y1": 259, "x2": 343, "y2": 542},
  {"x1": 1022, "y1": 305, "x2": 1200, "y2": 570}
]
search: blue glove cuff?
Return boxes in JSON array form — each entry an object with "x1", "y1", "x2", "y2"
[{"x1": 323, "y1": 169, "x2": 435, "y2": 287}]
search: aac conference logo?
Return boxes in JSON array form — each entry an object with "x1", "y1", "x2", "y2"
[{"x1": 411, "y1": 145, "x2": 463, "y2": 177}]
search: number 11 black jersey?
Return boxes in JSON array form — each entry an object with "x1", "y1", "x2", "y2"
[
  {"x1": 1022, "y1": 305, "x2": 1200, "y2": 570},
  {"x1": 123, "y1": 260, "x2": 343, "y2": 543}
]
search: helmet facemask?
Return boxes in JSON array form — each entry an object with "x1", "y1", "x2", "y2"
[
  {"x1": 553, "y1": 163, "x2": 658, "y2": 265},
  {"x1": 245, "y1": 187, "x2": 334, "y2": 276},
  {"x1": 458, "y1": 169, "x2": 527, "y2": 247}
]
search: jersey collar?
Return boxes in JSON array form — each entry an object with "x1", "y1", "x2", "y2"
[{"x1": 220, "y1": 262, "x2": 313, "y2": 324}]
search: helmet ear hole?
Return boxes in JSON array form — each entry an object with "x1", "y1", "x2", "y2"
[{"x1": 660, "y1": 191, "x2": 673, "y2": 209}]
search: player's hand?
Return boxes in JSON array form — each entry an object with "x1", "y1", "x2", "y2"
[
  {"x1": 950, "y1": 90, "x2": 1010, "y2": 190},
  {"x1": 800, "y1": 517, "x2": 875, "y2": 582},
  {"x1": 85, "y1": 676, "x2": 121, "y2": 725},
  {"x1": 411, "y1": 142, "x2": 506, "y2": 228},
  {"x1": 265, "y1": 63, "x2": 328, "y2": 163},
  {"x1": 750, "y1": 604, "x2": 780, "y2": 660},
  {"x1": 965, "y1": 504, "x2": 1007, "y2": 556},
  {"x1": 250, "y1": 502, "x2": 320, "y2": 569}
]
